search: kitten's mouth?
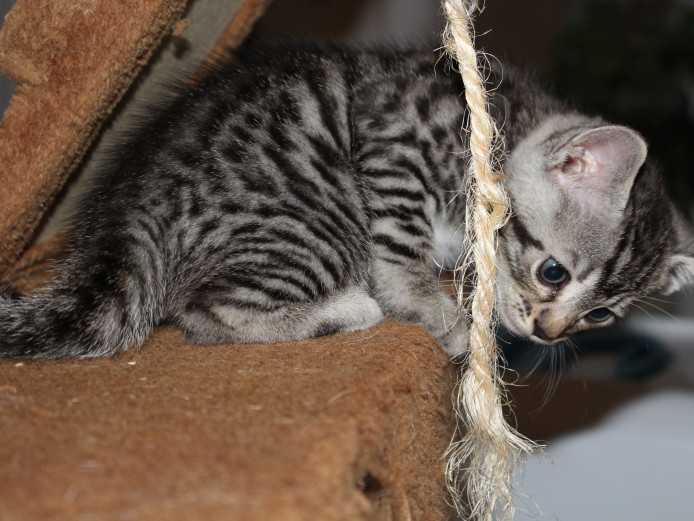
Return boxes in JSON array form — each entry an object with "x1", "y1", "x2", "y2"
[
  {"x1": 528, "y1": 334, "x2": 568, "y2": 346},
  {"x1": 498, "y1": 306, "x2": 569, "y2": 346},
  {"x1": 530, "y1": 318, "x2": 570, "y2": 345}
]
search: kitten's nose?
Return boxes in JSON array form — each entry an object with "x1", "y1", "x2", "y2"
[{"x1": 532, "y1": 319, "x2": 564, "y2": 342}]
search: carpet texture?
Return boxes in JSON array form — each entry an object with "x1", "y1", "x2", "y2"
[
  {"x1": 0, "y1": 321, "x2": 454, "y2": 521},
  {"x1": 0, "y1": 0, "x2": 191, "y2": 272}
]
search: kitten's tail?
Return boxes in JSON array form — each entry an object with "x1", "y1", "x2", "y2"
[{"x1": 0, "y1": 260, "x2": 164, "y2": 359}]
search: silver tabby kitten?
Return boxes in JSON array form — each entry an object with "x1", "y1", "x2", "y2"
[{"x1": 1, "y1": 45, "x2": 693, "y2": 358}]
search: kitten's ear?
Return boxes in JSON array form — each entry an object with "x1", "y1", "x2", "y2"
[
  {"x1": 550, "y1": 125, "x2": 647, "y2": 210},
  {"x1": 662, "y1": 210, "x2": 694, "y2": 295}
]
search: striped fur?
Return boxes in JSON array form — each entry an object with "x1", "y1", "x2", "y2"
[{"x1": 1, "y1": 45, "x2": 692, "y2": 358}]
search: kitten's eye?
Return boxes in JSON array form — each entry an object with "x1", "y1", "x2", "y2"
[
  {"x1": 586, "y1": 307, "x2": 611, "y2": 323},
  {"x1": 538, "y1": 258, "x2": 568, "y2": 285}
]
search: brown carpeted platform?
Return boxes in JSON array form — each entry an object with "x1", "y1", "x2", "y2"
[{"x1": 0, "y1": 321, "x2": 454, "y2": 521}]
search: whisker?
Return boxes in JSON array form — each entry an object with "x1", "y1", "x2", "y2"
[
  {"x1": 629, "y1": 301, "x2": 656, "y2": 320},
  {"x1": 639, "y1": 295, "x2": 675, "y2": 306},
  {"x1": 632, "y1": 297, "x2": 678, "y2": 321},
  {"x1": 538, "y1": 341, "x2": 573, "y2": 410},
  {"x1": 631, "y1": 299, "x2": 677, "y2": 321},
  {"x1": 527, "y1": 345, "x2": 549, "y2": 376}
]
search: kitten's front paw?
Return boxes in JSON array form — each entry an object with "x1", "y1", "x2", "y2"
[{"x1": 438, "y1": 322, "x2": 468, "y2": 360}]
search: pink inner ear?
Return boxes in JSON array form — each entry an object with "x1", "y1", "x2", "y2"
[
  {"x1": 560, "y1": 146, "x2": 598, "y2": 178},
  {"x1": 551, "y1": 126, "x2": 647, "y2": 210},
  {"x1": 551, "y1": 147, "x2": 605, "y2": 208}
]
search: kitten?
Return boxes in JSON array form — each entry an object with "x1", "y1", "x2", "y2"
[{"x1": 1, "y1": 45, "x2": 693, "y2": 358}]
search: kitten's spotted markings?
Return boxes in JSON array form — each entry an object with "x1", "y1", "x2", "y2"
[{"x1": 1, "y1": 45, "x2": 693, "y2": 358}]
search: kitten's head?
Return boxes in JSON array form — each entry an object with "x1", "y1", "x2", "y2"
[{"x1": 498, "y1": 114, "x2": 694, "y2": 345}]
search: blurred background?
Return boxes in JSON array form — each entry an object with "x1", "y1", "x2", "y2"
[{"x1": 2, "y1": 0, "x2": 693, "y2": 519}]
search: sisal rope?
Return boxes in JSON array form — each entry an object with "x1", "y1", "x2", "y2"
[{"x1": 441, "y1": 1, "x2": 537, "y2": 520}]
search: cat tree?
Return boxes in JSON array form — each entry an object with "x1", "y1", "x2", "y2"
[{"x1": 0, "y1": 1, "x2": 455, "y2": 520}]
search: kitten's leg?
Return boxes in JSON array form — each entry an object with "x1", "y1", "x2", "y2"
[
  {"x1": 176, "y1": 283, "x2": 384, "y2": 345},
  {"x1": 370, "y1": 258, "x2": 467, "y2": 357}
]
